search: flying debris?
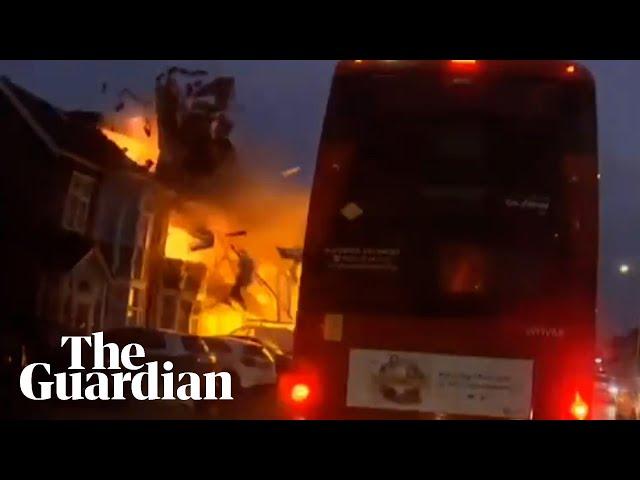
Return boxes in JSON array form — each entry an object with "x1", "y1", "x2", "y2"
[
  {"x1": 190, "y1": 228, "x2": 215, "y2": 253},
  {"x1": 281, "y1": 166, "x2": 302, "y2": 178},
  {"x1": 226, "y1": 247, "x2": 256, "y2": 309},
  {"x1": 177, "y1": 68, "x2": 209, "y2": 77},
  {"x1": 114, "y1": 88, "x2": 152, "y2": 114},
  {"x1": 155, "y1": 67, "x2": 237, "y2": 184},
  {"x1": 225, "y1": 230, "x2": 248, "y2": 238},
  {"x1": 143, "y1": 118, "x2": 152, "y2": 138},
  {"x1": 101, "y1": 82, "x2": 108, "y2": 94},
  {"x1": 277, "y1": 248, "x2": 303, "y2": 262}
]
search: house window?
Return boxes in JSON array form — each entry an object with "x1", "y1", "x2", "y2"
[
  {"x1": 177, "y1": 300, "x2": 192, "y2": 334},
  {"x1": 127, "y1": 286, "x2": 145, "y2": 327},
  {"x1": 131, "y1": 211, "x2": 153, "y2": 280},
  {"x1": 63, "y1": 172, "x2": 96, "y2": 234},
  {"x1": 160, "y1": 294, "x2": 178, "y2": 330}
]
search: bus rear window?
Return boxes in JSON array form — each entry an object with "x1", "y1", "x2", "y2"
[{"x1": 301, "y1": 73, "x2": 597, "y2": 316}]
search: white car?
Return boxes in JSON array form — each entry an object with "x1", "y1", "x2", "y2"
[
  {"x1": 102, "y1": 328, "x2": 217, "y2": 410},
  {"x1": 103, "y1": 328, "x2": 216, "y2": 367},
  {"x1": 201, "y1": 336, "x2": 277, "y2": 391},
  {"x1": 231, "y1": 321, "x2": 294, "y2": 355}
]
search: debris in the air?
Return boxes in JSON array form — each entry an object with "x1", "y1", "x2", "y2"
[
  {"x1": 118, "y1": 88, "x2": 150, "y2": 108},
  {"x1": 225, "y1": 247, "x2": 256, "y2": 309},
  {"x1": 225, "y1": 230, "x2": 248, "y2": 238},
  {"x1": 190, "y1": 228, "x2": 215, "y2": 252},
  {"x1": 281, "y1": 166, "x2": 301, "y2": 178},
  {"x1": 115, "y1": 102, "x2": 125, "y2": 112},
  {"x1": 277, "y1": 247, "x2": 303, "y2": 261},
  {"x1": 143, "y1": 118, "x2": 152, "y2": 137},
  {"x1": 177, "y1": 68, "x2": 208, "y2": 77},
  {"x1": 101, "y1": 82, "x2": 108, "y2": 94}
]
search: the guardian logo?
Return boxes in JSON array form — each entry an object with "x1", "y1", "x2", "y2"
[{"x1": 19, "y1": 333, "x2": 233, "y2": 401}]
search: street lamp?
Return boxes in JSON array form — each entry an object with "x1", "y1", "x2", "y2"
[{"x1": 619, "y1": 264, "x2": 631, "y2": 275}]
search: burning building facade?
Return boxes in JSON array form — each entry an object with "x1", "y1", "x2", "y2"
[
  {"x1": 100, "y1": 67, "x2": 307, "y2": 337},
  {"x1": 0, "y1": 68, "x2": 307, "y2": 345}
]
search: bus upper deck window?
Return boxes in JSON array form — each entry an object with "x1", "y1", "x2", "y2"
[{"x1": 439, "y1": 245, "x2": 488, "y2": 295}]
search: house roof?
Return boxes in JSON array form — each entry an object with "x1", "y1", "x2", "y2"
[
  {"x1": 37, "y1": 230, "x2": 112, "y2": 280},
  {"x1": 0, "y1": 77, "x2": 147, "y2": 175}
]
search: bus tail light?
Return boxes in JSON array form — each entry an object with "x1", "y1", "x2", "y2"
[
  {"x1": 279, "y1": 372, "x2": 320, "y2": 409},
  {"x1": 450, "y1": 60, "x2": 478, "y2": 71},
  {"x1": 570, "y1": 392, "x2": 589, "y2": 420},
  {"x1": 291, "y1": 383, "x2": 311, "y2": 404}
]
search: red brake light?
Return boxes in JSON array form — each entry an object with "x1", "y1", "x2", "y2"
[
  {"x1": 566, "y1": 65, "x2": 576, "y2": 74},
  {"x1": 291, "y1": 383, "x2": 311, "y2": 404},
  {"x1": 570, "y1": 392, "x2": 589, "y2": 420},
  {"x1": 279, "y1": 371, "x2": 319, "y2": 409},
  {"x1": 449, "y1": 60, "x2": 479, "y2": 75}
]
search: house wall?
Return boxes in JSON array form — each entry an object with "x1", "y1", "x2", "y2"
[
  {"x1": 142, "y1": 188, "x2": 172, "y2": 329},
  {"x1": 0, "y1": 101, "x2": 100, "y2": 324},
  {"x1": 93, "y1": 171, "x2": 172, "y2": 331},
  {"x1": 0, "y1": 89, "x2": 172, "y2": 335}
]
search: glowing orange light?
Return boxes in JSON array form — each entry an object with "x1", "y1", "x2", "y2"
[
  {"x1": 291, "y1": 383, "x2": 311, "y2": 404},
  {"x1": 566, "y1": 65, "x2": 576, "y2": 74},
  {"x1": 570, "y1": 392, "x2": 589, "y2": 420},
  {"x1": 101, "y1": 128, "x2": 159, "y2": 171},
  {"x1": 450, "y1": 60, "x2": 479, "y2": 74}
]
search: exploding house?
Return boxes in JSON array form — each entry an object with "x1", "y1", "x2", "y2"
[
  {"x1": 0, "y1": 72, "x2": 304, "y2": 343},
  {"x1": 101, "y1": 68, "x2": 304, "y2": 336}
]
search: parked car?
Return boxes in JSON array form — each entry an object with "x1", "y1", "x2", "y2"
[
  {"x1": 227, "y1": 334, "x2": 293, "y2": 374},
  {"x1": 103, "y1": 328, "x2": 215, "y2": 370},
  {"x1": 200, "y1": 336, "x2": 277, "y2": 393},
  {"x1": 102, "y1": 328, "x2": 217, "y2": 409},
  {"x1": 230, "y1": 321, "x2": 294, "y2": 355}
]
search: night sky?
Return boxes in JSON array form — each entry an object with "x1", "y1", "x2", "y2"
[{"x1": 1, "y1": 60, "x2": 639, "y2": 338}]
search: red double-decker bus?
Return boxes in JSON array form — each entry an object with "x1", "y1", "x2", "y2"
[{"x1": 280, "y1": 60, "x2": 599, "y2": 420}]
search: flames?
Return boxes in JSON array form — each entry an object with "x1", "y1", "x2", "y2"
[
  {"x1": 101, "y1": 116, "x2": 159, "y2": 171},
  {"x1": 162, "y1": 195, "x2": 307, "y2": 335},
  {"x1": 104, "y1": 113, "x2": 308, "y2": 336}
]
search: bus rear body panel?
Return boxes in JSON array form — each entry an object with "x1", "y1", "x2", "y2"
[{"x1": 288, "y1": 60, "x2": 598, "y2": 420}]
